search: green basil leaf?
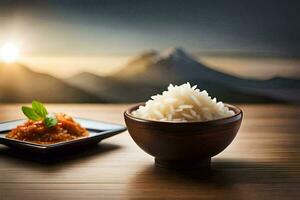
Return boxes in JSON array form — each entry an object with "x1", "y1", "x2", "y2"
[
  {"x1": 22, "y1": 106, "x2": 43, "y2": 121},
  {"x1": 44, "y1": 114, "x2": 58, "y2": 128},
  {"x1": 32, "y1": 100, "x2": 48, "y2": 118}
]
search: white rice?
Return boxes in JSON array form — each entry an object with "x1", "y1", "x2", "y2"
[{"x1": 132, "y1": 82, "x2": 235, "y2": 122}]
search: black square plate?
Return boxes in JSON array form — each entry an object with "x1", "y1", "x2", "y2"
[{"x1": 0, "y1": 118, "x2": 126, "y2": 153}]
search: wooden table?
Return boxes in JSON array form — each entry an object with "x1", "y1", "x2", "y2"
[{"x1": 0, "y1": 104, "x2": 299, "y2": 200}]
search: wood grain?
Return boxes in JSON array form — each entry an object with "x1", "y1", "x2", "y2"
[{"x1": 0, "y1": 104, "x2": 299, "y2": 200}]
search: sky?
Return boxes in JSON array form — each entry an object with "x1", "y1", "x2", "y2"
[{"x1": 0, "y1": 0, "x2": 300, "y2": 56}]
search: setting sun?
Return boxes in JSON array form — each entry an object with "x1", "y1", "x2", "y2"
[{"x1": 0, "y1": 43, "x2": 20, "y2": 63}]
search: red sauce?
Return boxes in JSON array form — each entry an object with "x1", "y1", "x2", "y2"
[{"x1": 6, "y1": 113, "x2": 89, "y2": 144}]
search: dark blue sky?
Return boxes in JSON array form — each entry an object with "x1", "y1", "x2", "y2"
[{"x1": 0, "y1": 0, "x2": 299, "y2": 56}]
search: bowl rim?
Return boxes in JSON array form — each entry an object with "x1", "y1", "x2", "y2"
[{"x1": 124, "y1": 103, "x2": 242, "y2": 125}]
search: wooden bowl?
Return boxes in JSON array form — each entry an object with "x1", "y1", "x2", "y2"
[{"x1": 124, "y1": 103, "x2": 243, "y2": 169}]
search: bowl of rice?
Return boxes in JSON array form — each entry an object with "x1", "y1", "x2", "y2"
[{"x1": 124, "y1": 83, "x2": 243, "y2": 169}]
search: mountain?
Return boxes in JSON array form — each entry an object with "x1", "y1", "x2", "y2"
[
  {"x1": 111, "y1": 48, "x2": 300, "y2": 103},
  {"x1": 2, "y1": 48, "x2": 297, "y2": 103},
  {"x1": 259, "y1": 77, "x2": 300, "y2": 89},
  {"x1": 0, "y1": 63, "x2": 102, "y2": 103},
  {"x1": 114, "y1": 48, "x2": 240, "y2": 84},
  {"x1": 68, "y1": 48, "x2": 295, "y2": 103},
  {"x1": 67, "y1": 73, "x2": 273, "y2": 103},
  {"x1": 67, "y1": 72, "x2": 163, "y2": 102}
]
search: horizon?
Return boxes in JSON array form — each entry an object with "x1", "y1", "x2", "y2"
[
  {"x1": 16, "y1": 49, "x2": 300, "y2": 80},
  {"x1": 1, "y1": 46, "x2": 299, "y2": 80}
]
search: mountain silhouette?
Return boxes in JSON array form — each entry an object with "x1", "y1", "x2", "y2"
[
  {"x1": 0, "y1": 63, "x2": 102, "y2": 103},
  {"x1": 67, "y1": 48, "x2": 288, "y2": 103},
  {"x1": 114, "y1": 48, "x2": 240, "y2": 84},
  {"x1": 111, "y1": 48, "x2": 299, "y2": 103},
  {"x1": 3, "y1": 48, "x2": 297, "y2": 103}
]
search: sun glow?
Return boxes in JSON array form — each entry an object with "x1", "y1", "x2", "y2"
[{"x1": 0, "y1": 43, "x2": 20, "y2": 63}]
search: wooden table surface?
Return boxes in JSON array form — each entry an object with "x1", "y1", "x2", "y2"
[{"x1": 0, "y1": 104, "x2": 299, "y2": 200}]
